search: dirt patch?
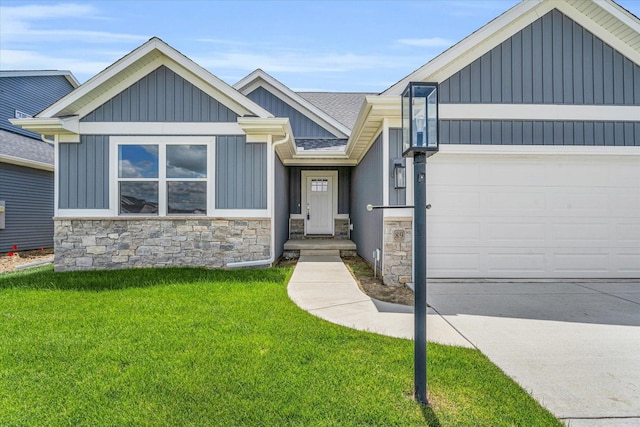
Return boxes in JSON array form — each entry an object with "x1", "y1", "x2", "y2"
[
  {"x1": 277, "y1": 255, "x2": 414, "y2": 306},
  {"x1": 0, "y1": 248, "x2": 54, "y2": 274}
]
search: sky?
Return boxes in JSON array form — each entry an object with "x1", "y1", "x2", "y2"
[{"x1": 2, "y1": 0, "x2": 640, "y2": 93}]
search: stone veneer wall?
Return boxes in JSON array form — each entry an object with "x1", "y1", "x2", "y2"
[
  {"x1": 54, "y1": 218, "x2": 270, "y2": 271},
  {"x1": 289, "y1": 218, "x2": 350, "y2": 239},
  {"x1": 382, "y1": 218, "x2": 413, "y2": 286}
]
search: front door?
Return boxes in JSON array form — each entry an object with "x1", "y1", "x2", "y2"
[{"x1": 305, "y1": 176, "x2": 333, "y2": 235}]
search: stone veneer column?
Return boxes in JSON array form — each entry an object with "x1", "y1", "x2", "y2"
[
  {"x1": 382, "y1": 218, "x2": 413, "y2": 286},
  {"x1": 54, "y1": 218, "x2": 271, "y2": 271}
]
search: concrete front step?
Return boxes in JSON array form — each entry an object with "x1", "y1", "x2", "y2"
[
  {"x1": 283, "y1": 239, "x2": 357, "y2": 259},
  {"x1": 300, "y1": 249, "x2": 340, "y2": 257}
]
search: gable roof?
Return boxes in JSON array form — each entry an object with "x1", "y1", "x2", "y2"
[
  {"x1": 384, "y1": 0, "x2": 640, "y2": 95},
  {"x1": 0, "y1": 70, "x2": 79, "y2": 88},
  {"x1": 0, "y1": 130, "x2": 54, "y2": 171},
  {"x1": 234, "y1": 69, "x2": 351, "y2": 138},
  {"x1": 37, "y1": 37, "x2": 273, "y2": 120}
]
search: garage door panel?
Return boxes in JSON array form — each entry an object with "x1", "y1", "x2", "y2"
[{"x1": 425, "y1": 154, "x2": 639, "y2": 278}]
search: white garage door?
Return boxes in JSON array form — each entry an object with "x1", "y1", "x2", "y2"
[{"x1": 426, "y1": 152, "x2": 640, "y2": 278}]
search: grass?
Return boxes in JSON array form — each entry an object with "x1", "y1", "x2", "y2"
[{"x1": 0, "y1": 266, "x2": 561, "y2": 426}]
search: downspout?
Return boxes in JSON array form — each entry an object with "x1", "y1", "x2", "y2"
[{"x1": 226, "y1": 132, "x2": 290, "y2": 268}]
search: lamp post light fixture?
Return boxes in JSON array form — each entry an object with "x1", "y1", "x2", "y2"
[{"x1": 402, "y1": 82, "x2": 439, "y2": 405}]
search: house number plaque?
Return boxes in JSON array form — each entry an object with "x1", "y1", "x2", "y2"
[{"x1": 393, "y1": 230, "x2": 405, "y2": 242}]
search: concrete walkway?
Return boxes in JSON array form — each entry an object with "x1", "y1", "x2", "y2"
[{"x1": 287, "y1": 256, "x2": 640, "y2": 427}]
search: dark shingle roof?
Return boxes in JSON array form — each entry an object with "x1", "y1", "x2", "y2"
[
  {"x1": 297, "y1": 92, "x2": 372, "y2": 131},
  {"x1": 295, "y1": 138, "x2": 348, "y2": 152},
  {"x1": 0, "y1": 130, "x2": 54, "y2": 166}
]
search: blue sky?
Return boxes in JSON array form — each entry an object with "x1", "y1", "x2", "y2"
[{"x1": 2, "y1": 1, "x2": 640, "y2": 92}]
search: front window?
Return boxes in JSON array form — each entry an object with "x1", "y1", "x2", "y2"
[{"x1": 117, "y1": 143, "x2": 208, "y2": 215}]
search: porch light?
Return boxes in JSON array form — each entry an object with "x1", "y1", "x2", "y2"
[
  {"x1": 402, "y1": 82, "x2": 439, "y2": 157},
  {"x1": 392, "y1": 158, "x2": 406, "y2": 189}
]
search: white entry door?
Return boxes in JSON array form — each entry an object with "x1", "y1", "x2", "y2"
[{"x1": 306, "y1": 176, "x2": 333, "y2": 235}]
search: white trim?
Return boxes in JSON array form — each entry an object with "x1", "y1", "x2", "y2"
[
  {"x1": 437, "y1": 144, "x2": 640, "y2": 156},
  {"x1": 56, "y1": 209, "x2": 114, "y2": 218},
  {"x1": 382, "y1": 118, "x2": 390, "y2": 207},
  {"x1": 39, "y1": 38, "x2": 272, "y2": 119},
  {"x1": 383, "y1": 208, "x2": 413, "y2": 218},
  {"x1": 0, "y1": 70, "x2": 79, "y2": 87},
  {"x1": 234, "y1": 69, "x2": 350, "y2": 138},
  {"x1": 79, "y1": 122, "x2": 245, "y2": 136},
  {"x1": 54, "y1": 142, "x2": 59, "y2": 216},
  {"x1": 440, "y1": 104, "x2": 640, "y2": 121},
  {"x1": 301, "y1": 170, "x2": 339, "y2": 235},
  {"x1": 0, "y1": 154, "x2": 53, "y2": 171},
  {"x1": 110, "y1": 136, "x2": 215, "y2": 217},
  {"x1": 210, "y1": 209, "x2": 270, "y2": 218}
]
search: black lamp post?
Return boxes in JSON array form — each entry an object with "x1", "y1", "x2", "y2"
[{"x1": 402, "y1": 82, "x2": 439, "y2": 405}]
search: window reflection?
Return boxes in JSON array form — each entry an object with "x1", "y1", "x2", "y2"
[
  {"x1": 167, "y1": 182, "x2": 206, "y2": 214},
  {"x1": 166, "y1": 145, "x2": 207, "y2": 178},
  {"x1": 118, "y1": 145, "x2": 159, "y2": 178},
  {"x1": 120, "y1": 182, "x2": 159, "y2": 214}
]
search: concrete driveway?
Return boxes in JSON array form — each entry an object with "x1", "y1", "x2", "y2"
[{"x1": 427, "y1": 280, "x2": 640, "y2": 427}]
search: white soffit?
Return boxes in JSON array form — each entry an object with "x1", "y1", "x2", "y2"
[
  {"x1": 234, "y1": 69, "x2": 351, "y2": 138},
  {"x1": 384, "y1": 0, "x2": 640, "y2": 95},
  {"x1": 37, "y1": 38, "x2": 273, "y2": 120}
]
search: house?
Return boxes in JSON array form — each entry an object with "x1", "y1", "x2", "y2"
[
  {"x1": 0, "y1": 71, "x2": 78, "y2": 253},
  {"x1": 11, "y1": 0, "x2": 640, "y2": 281}
]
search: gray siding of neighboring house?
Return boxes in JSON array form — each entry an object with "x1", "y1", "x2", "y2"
[
  {"x1": 274, "y1": 155, "x2": 289, "y2": 258},
  {"x1": 82, "y1": 66, "x2": 238, "y2": 122},
  {"x1": 440, "y1": 120, "x2": 640, "y2": 146},
  {"x1": 0, "y1": 163, "x2": 54, "y2": 252},
  {"x1": 388, "y1": 128, "x2": 406, "y2": 206},
  {"x1": 0, "y1": 75, "x2": 75, "y2": 139},
  {"x1": 58, "y1": 135, "x2": 110, "y2": 209},
  {"x1": 288, "y1": 167, "x2": 350, "y2": 215},
  {"x1": 216, "y1": 136, "x2": 267, "y2": 209},
  {"x1": 350, "y1": 133, "x2": 382, "y2": 265},
  {"x1": 440, "y1": 9, "x2": 640, "y2": 105},
  {"x1": 246, "y1": 87, "x2": 336, "y2": 137}
]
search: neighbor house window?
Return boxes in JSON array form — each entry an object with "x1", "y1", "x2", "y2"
[{"x1": 117, "y1": 143, "x2": 208, "y2": 215}]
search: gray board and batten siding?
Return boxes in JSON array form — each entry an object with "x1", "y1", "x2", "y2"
[
  {"x1": 216, "y1": 136, "x2": 267, "y2": 210},
  {"x1": 274, "y1": 155, "x2": 289, "y2": 259},
  {"x1": 438, "y1": 8, "x2": 640, "y2": 146},
  {"x1": 0, "y1": 75, "x2": 76, "y2": 139},
  {"x1": 61, "y1": 65, "x2": 266, "y2": 211},
  {"x1": 388, "y1": 128, "x2": 406, "y2": 206},
  {"x1": 246, "y1": 87, "x2": 337, "y2": 138},
  {"x1": 0, "y1": 163, "x2": 54, "y2": 252},
  {"x1": 81, "y1": 66, "x2": 238, "y2": 123},
  {"x1": 350, "y1": 133, "x2": 383, "y2": 266},
  {"x1": 288, "y1": 167, "x2": 350, "y2": 215},
  {"x1": 440, "y1": 9, "x2": 640, "y2": 105}
]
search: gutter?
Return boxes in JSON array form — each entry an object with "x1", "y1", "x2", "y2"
[{"x1": 226, "y1": 132, "x2": 290, "y2": 268}]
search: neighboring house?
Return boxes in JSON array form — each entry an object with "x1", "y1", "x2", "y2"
[
  {"x1": 0, "y1": 71, "x2": 78, "y2": 253},
  {"x1": 12, "y1": 0, "x2": 640, "y2": 281}
]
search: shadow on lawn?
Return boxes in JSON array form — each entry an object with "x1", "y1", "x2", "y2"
[
  {"x1": 0, "y1": 266, "x2": 291, "y2": 291},
  {"x1": 422, "y1": 404, "x2": 442, "y2": 426}
]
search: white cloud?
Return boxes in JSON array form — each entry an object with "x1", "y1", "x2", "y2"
[
  {"x1": 0, "y1": 49, "x2": 112, "y2": 74},
  {"x1": 397, "y1": 37, "x2": 454, "y2": 48}
]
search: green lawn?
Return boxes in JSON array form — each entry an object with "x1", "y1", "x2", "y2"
[{"x1": 0, "y1": 266, "x2": 561, "y2": 426}]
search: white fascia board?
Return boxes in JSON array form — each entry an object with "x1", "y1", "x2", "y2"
[
  {"x1": 440, "y1": 104, "x2": 640, "y2": 121},
  {"x1": 9, "y1": 116, "x2": 79, "y2": 136},
  {"x1": 0, "y1": 154, "x2": 54, "y2": 171},
  {"x1": 282, "y1": 158, "x2": 358, "y2": 166},
  {"x1": 79, "y1": 122, "x2": 244, "y2": 135},
  {"x1": 0, "y1": 70, "x2": 79, "y2": 87},
  {"x1": 437, "y1": 144, "x2": 640, "y2": 156},
  {"x1": 234, "y1": 69, "x2": 350, "y2": 137},
  {"x1": 39, "y1": 38, "x2": 273, "y2": 119},
  {"x1": 345, "y1": 96, "x2": 400, "y2": 159},
  {"x1": 383, "y1": 0, "x2": 543, "y2": 95}
]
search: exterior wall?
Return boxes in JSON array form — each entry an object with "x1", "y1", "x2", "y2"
[
  {"x1": 274, "y1": 155, "x2": 289, "y2": 259},
  {"x1": 440, "y1": 9, "x2": 640, "y2": 105},
  {"x1": 216, "y1": 136, "x2": 267, "y2": 209},
  {"x1": 388, "y1": 128, "x2": 407, "y2": 205},
  {"x1": 289, "y1": 218, "x2": 350, "y2": 240},
  {"x1": 246, "y1": 87, "x2": 336, "y2": 137},
  {"x1": 0, "y1": 75, "x2": 75, "y2": 139},
  {"x1": 59, "y1": 135, "x2": 110, "y2": 209},
  {"x1": 0, "y1": 163, "x2": 54, "y2": 252},
  {"x1": 288, "y1": 166, "x2": 350, "y2": 215},
  {"x1": 440, "y1": 120, "x2": 640, "y2": 146},
  {"x1": 54, "y1": 218, "x2": 270, "y2": 271},
  {"x1": 81, "y1": 66, "x2": 238, "y2": 122},
  {"x1": 382, "y1": 218, "x2": 413, "y2": 286},
  {"x1": 350, "y1": 133, "x2": 383, "y2": 266}
]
